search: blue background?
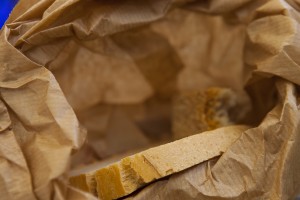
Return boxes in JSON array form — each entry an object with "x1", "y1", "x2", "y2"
[{"x1": 0, "y1": 0, "x2": 19, "y2": 28}]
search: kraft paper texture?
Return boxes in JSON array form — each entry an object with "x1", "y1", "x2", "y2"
[{"x1": 0, "y1": 0, "x2": 300, "y2": 199}]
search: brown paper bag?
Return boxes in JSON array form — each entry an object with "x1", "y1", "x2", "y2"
[{"x1": 1, "y1": 0, "x2": 300, "y2": 199}]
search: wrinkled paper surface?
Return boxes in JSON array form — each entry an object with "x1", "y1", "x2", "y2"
[{"x1": 1, "y1": 0, "x2": 300, "y2": 199}]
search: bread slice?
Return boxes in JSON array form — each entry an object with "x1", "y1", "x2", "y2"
[
  {"x1": 69, "y1": 125, "x2": 248, "y2": 200},
  {"x1": 172, "y1": 88, "x2": 248, "y2": 139}
]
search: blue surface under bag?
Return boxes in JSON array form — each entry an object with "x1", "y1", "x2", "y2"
[{"x1": 0, "y1": 0, "x2": 19, "y2": 28}]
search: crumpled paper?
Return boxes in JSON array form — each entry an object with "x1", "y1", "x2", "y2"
[{"x1": 0, "y1": 0, "x2": 300, "y2": 199}]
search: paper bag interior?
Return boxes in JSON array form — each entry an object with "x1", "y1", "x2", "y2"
[{"x1": 1, "y1": 0, "x2": 300, "y2": 199}]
